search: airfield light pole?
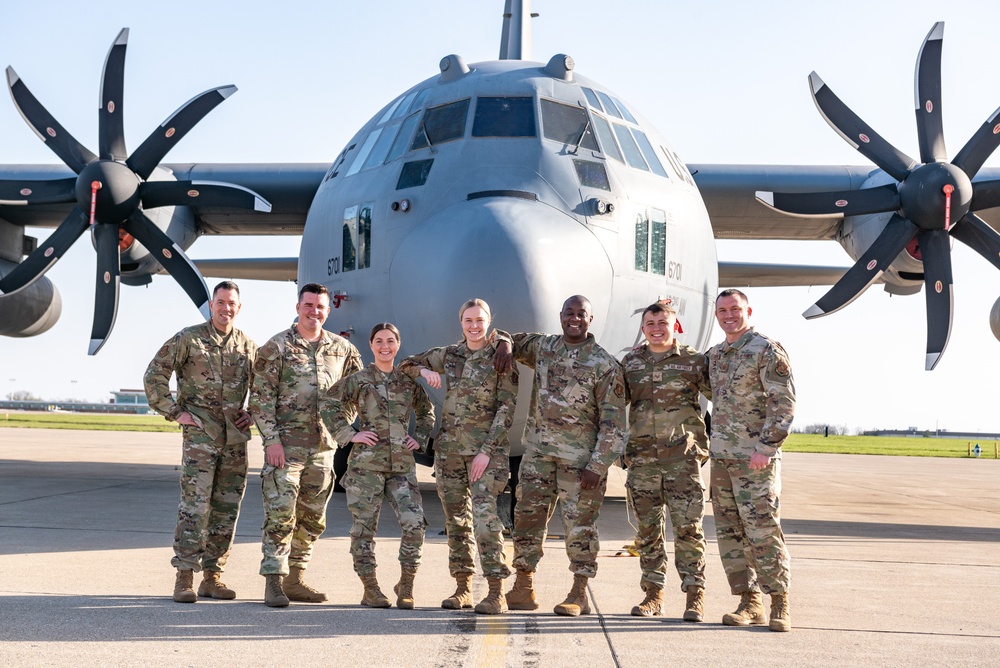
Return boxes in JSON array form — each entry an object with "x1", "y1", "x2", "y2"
[{"x1": 71, "y1": 380, "x2": 77, "y2": 404}]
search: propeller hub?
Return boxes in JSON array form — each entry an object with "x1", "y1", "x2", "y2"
[
  {"x1": 75, "y1": 160, "x2": 140, "y2": 224},
  {"x1": 897, "y1": 162, "x2": 972, "y2": 230}
]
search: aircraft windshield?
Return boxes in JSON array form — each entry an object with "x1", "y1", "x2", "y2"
[
  {"x1": 411, "y1": 99, "x2": 471, "y2": 149},
  {"x1": 473, "y1": 97, "x2": 536, "y2": 137},
  {"x1": 540, "y1": 99, "x2": 598, "y2": 151}
]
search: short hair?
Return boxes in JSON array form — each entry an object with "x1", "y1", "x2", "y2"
[
  {"x1": 458, "y1": 298, "x2": 492, "y2": 321},
  {"x1": 562, "y1": 294, "x2": 591, "y2": 311},
  {"x1": 298, "y1": 283, "x2": 330, "y2": 302},
  {"x1": 716, "y1": 288, "x2": 749, "y2": 306},
  {"x1": 212, "y1": 280, "x2": 240, "y2": 298},
  {"x1": 369, "y1": 322, "x2": 401, "y2": 343},
  {"x1": 642, "y1": 301, "x2": 676, "y2": 319}
]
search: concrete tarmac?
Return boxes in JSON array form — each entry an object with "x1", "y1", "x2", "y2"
[{"x1": 1, "y1": 427, "x2": 998, "y2": 667}]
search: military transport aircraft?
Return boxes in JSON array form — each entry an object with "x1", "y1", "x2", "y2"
[{"x1": 2, "y1": 0, "x2": 1000, "y2": 393}]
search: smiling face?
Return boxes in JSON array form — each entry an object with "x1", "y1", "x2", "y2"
[
  {"x1": 715, "y1": 293, "x2": 752, "y2": 343},
  {"x1": 369, "y1": 328, "x2": 400, "y2": 369},
  {"x1": 641, "y1": 309, "x2": 675, "y2": 352},
  {"x1": 209, "y1": 287, "x2": 241, "y2": 333},
  {"x1": 295, "y1": 289, "x2": 331, "y2": 340},
  {"x1": 560, "y1": 296, "x2": 593, "y2": 344},
  {"x1": 461, "y1": 305, "x2": 491, "y2": 350}
]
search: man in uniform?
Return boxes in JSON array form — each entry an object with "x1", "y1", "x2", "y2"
[
  {"x1": 499, "y1": 295, "x2": 628, "y2": 616},
  {"x1": 622, "y1": 300, "x2": 710, "y2": 621},
  {"x1": 707, "y1": 289, "x2": 795, "y2": 632},
  {"x1": 250, "y1": 283, "x2": 363, "y2": 607},
  {"x1": 144, "y1": 280, "x2": 257, "y2": 603}
]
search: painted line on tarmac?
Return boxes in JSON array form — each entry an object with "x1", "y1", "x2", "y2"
[{"x1": 588, "y1": 583, "x2": 623, "y2": 668}]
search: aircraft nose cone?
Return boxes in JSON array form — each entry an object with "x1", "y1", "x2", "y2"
[{"x1": 388, "y1": 197, "x2": 613, "y2": 348}]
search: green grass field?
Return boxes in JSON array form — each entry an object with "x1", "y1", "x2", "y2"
[{"x1": 2, "y1": 410, "x2": 997, "y2": 458}]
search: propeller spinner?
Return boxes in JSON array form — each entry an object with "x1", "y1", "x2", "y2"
[
  {"x1": 756, "y1": 22, "x2": 1000, "y2": 370},
  {"x1": 0, "y1": 28, "x2": 271, "y2": 354}
]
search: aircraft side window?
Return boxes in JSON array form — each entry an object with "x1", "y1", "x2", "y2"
[
  {"x1": 378, "y1": 94, "x2": 407, "y2": 125},
  {"x1": 612, "y1": 97, "x2": 638, "y2": 125},
  {"x1": 358, "y1": 203, "x2": 373, "y2": 270},
  {"x1": 613, "y1": 124, "x2": 649, "y2": 171},
  {"x1": 596, "y1": 91, "x2": 623, "y2": 120},
  {"x1": 591, "y1": 115, "x2": 623, "y2": 163},
  {"x1": 342, "y1": 205, "x2": 358, "y2": 273},
  {"x1": 397, "y1": 159, "x2": 434, "y2": 190},
  {"x1": 581, "y1": 87, "x2": 604, "y2": 112},
  {"x1": 540, "y1": 99, "x2": 598, "y2": 151},
  {"x1": 573, "y1": 160, "x2": 610, "y2": 191},
  {"x1": 472, "y1": 97, "x2": 536, "y2": 137},
  {"x1": 411, "y1": 98, "x2": 471, "y2": 150},
  {"x1": 634, "y1": 213, "x2": 649, "y2": 271},
  {"x1": 405, "y1": 89, "x2": 429, "y2": 116},
  {"x1": 362, "y1": 123, "x2": 401, "y2": 171},
  {"x1": 632, "y1": 130, "x2": 668, "y2": 178},
  {"x1": 386, "y1": 113, "x2": 420, "y2": 164},
  {"x1": 650, "y1": 208, "x2": 667, "y2": 275},
  {"x1": 346, "y1": 129, "x2": 384, "y2": 177}
]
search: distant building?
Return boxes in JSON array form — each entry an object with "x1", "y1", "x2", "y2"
[{"x1": 110, "y1": 389, "x2": 150, "y2": 407}]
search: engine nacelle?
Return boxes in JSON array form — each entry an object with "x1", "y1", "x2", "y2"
[
  {"x1": 837, "y1": 171, "x2": 925, "y2": 296},
  {"x1": 0, "y1": 258, "x2": 62, "y2": 336}
]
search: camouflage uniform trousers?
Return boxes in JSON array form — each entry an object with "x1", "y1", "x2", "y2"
[
  {"x1": 171, "y1": 428, "x2": 248, "y2": 572},
  {"x1": 626, "y1": 457, "x2": 707, "y2": 592},
  {"x1": 259, "y1": 445, "x2": 334, "y2": 576},
  {"x1": 343, "y1": 466, "x2": 427, "y2": 575},
  {"x1": 710, "y1": 457, "x2": 791, "y2": 595},
  {"x1": 435, "y1": 451, "x2": 512, "y2": 579},
  {"x1": 512, "y1": 456, "x2": 608, "y2": 578}
]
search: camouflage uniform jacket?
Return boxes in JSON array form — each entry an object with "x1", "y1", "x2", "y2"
[
  {"x1": 509, "y1": 332, "x2": 627, "y2": 476},
  {"x1": 250, "y1": 325, "x2": 363, "y2": 451},
  {"x1": 397, "y1": 340, "x2": 517, "y2": 459},
  {"x1": 706, "y1": 328, "x2": 795, "y2": 459},
  {"x1": 143, "y1": 321, "x2": 257, "y2": 445},
  {"x1": 622, "y1": 340, "x2": 710, "y2": 467},
  {"x1": 325, "y1": 365, "x2": 435, "y2": 474}
]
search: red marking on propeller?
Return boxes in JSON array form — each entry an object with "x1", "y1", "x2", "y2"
[
  {"x1": 943, "y1": 184, "x2": 954, "y2": 230},
  {"x1": 187, "y1": 190, "x2": 199, "y2": 198},
  {"x1": 89, "y1": 181, "x2": 102, "y2": 226},
  {"x1": 19, "y1": 188, "x2": 31, "y2": 196},
  {"x1": 162, "y1": 248, "x2": 173, "y2": 260},
  {"x1": 859, "y1": 133, "x2": 870, "y2": 143},
  {"x1": 925, "y1": 100, "x2": 933, "y2": 113},
  {"x1": 107, "y1": 101, "x2": 115, "y2": 113},
  {"x1": 45, "y1": 127, "x2": 56, "y2": 137},
  {"x1": 103, "y1": 271, "x2": 111, "y2": 284},
  {"x1": 993, "y1": 123, "x2": 1000, "y2": 135},
  {"x1": 43, "y1": 247, "x2": 54, "y2": 258},
  {"x1": 835, "y1": 199, "x2": 848, "y2": 207},
  {"x1": 935, "y1": 280, "x2": 943, "y2": 293},
  {"x1": 867, "y1": 260, "x2": 878, "y2": 271},
  {"x1": 165, "y1": 127, "x2": 176, "y2": 138}
]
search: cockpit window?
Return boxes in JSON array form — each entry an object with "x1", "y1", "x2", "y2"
[
  {"x1": 346, "y1": 129, "x2": 384, "y2": 177},
  {"x1": 612, "y1": 97, "x2": 638, "y2": 125},
  {"x1": 591, "y1": 115, "x2": 622, "y2": 163},
  {"x1": 386, "y1": 113, "x2": 419, "y2": 164},
  {"x1": 613, "y1": 123, "x2": 649, "y2": 171},
  {"x1": 573, "y1": 160, "x2": 610, "y2": 191},
  {"x1": 582, "y1": 87, "x2": 603, "y2": 111},
  {"x1": 411, "y1": 99, "x2": 471, "y2": 149},
  {"x1": 473, "y1": 97, "x2": 536, "y2": 137},
  {"x1": 632, "y1": 130, "x2": 667, "y2": 177},
  {"x1": 540, "y1": 99, "x2": 598, "y2": 151},
  {"x1": 596, "y1": 91, "x2": 623, "y2": 120}
]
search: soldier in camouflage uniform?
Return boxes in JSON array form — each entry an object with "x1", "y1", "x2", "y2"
[
  {"x1": 707, "y1": 289, "x2": 795, "y2": 632},
  {"x1": 250, "y1": 283, "x2": 363, "y2": 608},
  {"x1": 622, "y1": 301, "x2": 711, "y2": 621},
  {"x1": 498, "y1": 295, "x2": 628, "y2": 617},
  {"x1": 324, "y1": 323, "x2": 435, "y2": 610},
  {"x1": 143, "y1": 280, "x2": 257, "y2": 603},
  {"x1": 397, "y1": 299, "x2": 517, "y2": 615}
]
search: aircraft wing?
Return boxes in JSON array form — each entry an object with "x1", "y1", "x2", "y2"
[
  {"x1": 190, "y1": 257, "x2": 298, "y2": 281},
  {"x1": 0, "y1": 163, "x2": 328, "y2": 234},
  {"x1": 718, "y1": 261, "x2": 847, "y2": 287},
  {"x1": 692, "y1": 164, "x2": 1000, "y2": 239}
]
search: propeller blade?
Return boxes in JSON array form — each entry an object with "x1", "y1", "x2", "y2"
[
  {"x1": 126, "y1": 85, "x2": 237, "y2": 180},
  {"x1": 951, "y1": 105, "x2": 1000, "y2": 179},
  {"x1": 6, "y1": 66, "x2": 97, "y2": 173},
  {"x1": 99, "y1": 28, "x2": 129, "y2": 161},
  {"x1": 0, "y1": 207, "x2": 89, "y2": 296},
  {"x1": 950, "y1": 212, "x2": 1000, "y2": 271},
  {"x1": 88, "y1": 223, "x2": 122, "y2": 355},
  {"x1": 0, "y1": 177, "x2": 76, "y2": 205},
  {"x1": 914, "y1": 22, "x2": 947, "y2": 164},
  {"x1": 122, "y1": 211, "x2": 210, "y2": 318},
  {"x1": 756, "y1": 184, "x2": 900, "y2": 217},
  {"x1": 917, "y1": 229, "x2": 953, "y2": 370},
  {"x1": 809, "y1": 71, "x2": 916, "y2": 182},
  {"x1": 139, "y1": 180, "x2": 272, "y2": 212},
  {"x1": 803, "y1": 213, "x2": 918, "y2": 319},
  {"x1": 970, "y1": 178, "x2": 1000, "y2": 212}
]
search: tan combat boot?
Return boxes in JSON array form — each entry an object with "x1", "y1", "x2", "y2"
[
  {"x1": 769, "y1": 592, "x2": 791, "y2": 632},
  {"x1": 553, "y1": 574, "x2": 591, "y2": 617},
  {"x1": 197, "y1": 571, "x2": 236, "y2": 600},
  {"x1": 683, "y1": 585, "x2": 705, "y2": 622},
  {"x1": 173, "y1": 569, "x2": 196, "y2": 603},
  {"x1": 505, "y1": 569, "x2": 539, "y2": 611},
  {"x1": 441, "y1": 572, "x2": 473, "y2": 609},
  {"x1": 359, "y1": 572, "x2": 391, "y2": 608},
  {"x1": 394, "y1": 566, "x2": 417, "y2": 610},
  {"x1": 722, "y1": 591, "x2": 766, "y2": 626},
  {"x1": 263, "y1": 574, "x2": 289, "y2": 608},
  {"x1": 282, "y1": 566, "x2": 327, "y2": 602},
  {"x1": 630, "y1": 583, "x2": 663, "y2": 617},
  {"x1": 474, "y1": 576, "x2": 508, "y2": 615}
]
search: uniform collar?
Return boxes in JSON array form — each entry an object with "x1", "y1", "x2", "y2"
[{"x1": 722, "y1": 327, "x2": 756, "y2": 352}]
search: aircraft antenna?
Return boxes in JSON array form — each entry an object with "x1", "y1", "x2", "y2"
[{"x1": 499, "y1": 0, "x2": 537, "y2": 60}]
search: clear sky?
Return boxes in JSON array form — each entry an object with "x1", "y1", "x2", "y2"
[{"x1": 2, "y1": 0, "x2": 999, "y2": 434}]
